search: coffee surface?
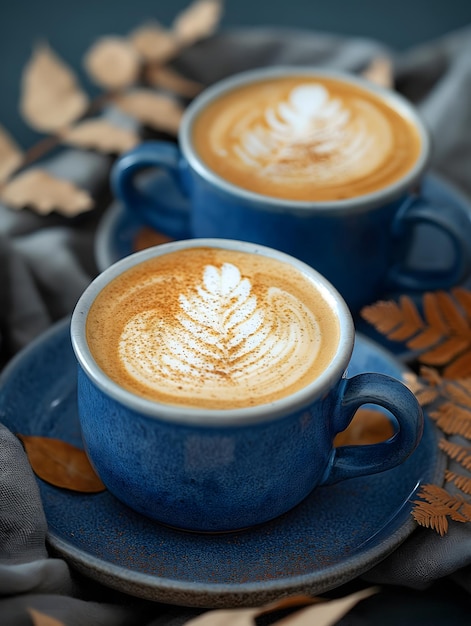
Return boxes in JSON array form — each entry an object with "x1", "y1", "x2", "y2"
[
  {"x1": 192, "y1": 76, "x2": 422, "y2": 202},
  {"x1": 86, "y1": 248, "x2": 340, "y2": 409}
]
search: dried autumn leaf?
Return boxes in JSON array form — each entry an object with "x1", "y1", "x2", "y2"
[
  {"x1": 0, "y1": 125, "x2": 23, "y2": 183},
  {"x1": 186, "y1": 595, "x2": 318, "y2": 626},
  {"x1": 145, "y1": 65, "x2": 203, "y2": 98},
  {"x1": 114, "y1": 89, "x2": 183, "y2": 134},
  {"x1": 361, "y1": 296, "x2": 423, "y2": 339},
  {"x1": 445, "y1": 470, "x2": 471, "y2": 495},
  {"x1": 129, "y1": 23, "x2": 180, "y2": 63},
  {"x1": 21, "y1": 42, "x2": 88, "y2": 132},
  {"x1": 361, "y1": 56, "x2": 394, "y2": 89},
  {"x1": 439, "y1": 439, "x2": 471, "y2": 471},
  {"x1": 18, "y1": 434, "x2": 105, "y2": 493},
  {"x1": 272, "y1": 588, "x2": 377, "y2": 626},
  {"x1": 1, "y1": 169, "x2": 93, "y2": 216},
  {"x1": 334, "y1": 408, "x2": 395, "y2": 447},
  {"x1": 84, "y1": 36, "x2": 140, "y2": 90},
  {"x1": 430, "y1": 403, "x2": 471, "y2": 438},
  {"x1": 62, "y1": 119, "x2": 139, "y2": 154},
  {"x1": 412, "y1": 484, "x2": 469, "y2": 536},
  {"x1": 173, "y1": 0, "x2": 223, "y2": 46},
  {"x1": 28, "y1": 608, "x2": 65, "y2": 626}
]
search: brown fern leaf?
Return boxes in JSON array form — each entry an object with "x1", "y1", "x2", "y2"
[
  {"x1": 459, "y1": 501, "x2": 471, "y2": 520},
  {"x1": 387, "y1": 296, "x2": 425, "y2": 341},
  {"x1": 412, "y1": 485, "x2": 469, "y2": 535},
  {"x1": 443, "y1": 352, "x2": 471, "y2": 379},
  {"x1": 418, "y1": 337, "x2": 470, "y2": 367},
  {"x1": 441, "y1": 381, "x2": 471, "y2": 409},
  {"x1": 407, "y1": 327, "x2": 444, "y2": 350},
  {"x1": 423, "y1": 292, "x2": 451, "y2": 334},
  {"x1": 415, "y1": 388, "x2": 440, "y2": 406},
  {"x1": 444, "y1": 470, "x2": 471, "y2": 495},
  {"x1": 411, "y1": 500, "x2": 449, "y2": 536},
  {"x1": 419, "y1": 366, "x2": 443, "y2": 387},
  {"x1": 452, "y1": 287, "x2": 471, "y2": 321},
  {"x1": 430, "y1": 404, "x2": 471, "y2": 438},
  {"x1": 360, "y1": 298, "x2": 421, "y2": 337},
  {"x1": 439, "y1": 439, "x2": 471, "y2": 471},
  {"x1": 436, "y1": 291, "x2": 471, "y2": 334}
]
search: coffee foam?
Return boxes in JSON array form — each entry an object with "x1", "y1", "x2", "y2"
[
  {"x1": 86, "y1": 248, "x2": 340, "y2": 409},
  {"x1": 192, "y1": 76, "x2": 422, "y2": 202}
]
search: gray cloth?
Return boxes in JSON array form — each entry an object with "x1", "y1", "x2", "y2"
[{"x1": 1, "y1": 26, "x2": 471, "y2": 624}]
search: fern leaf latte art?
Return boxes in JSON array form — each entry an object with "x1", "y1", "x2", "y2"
[
  {"x1": 192, "y1": 76, "x2": 422, "y2": 201},
  {"x1": 86, "y1": 248, "x2": 340, "y2": 409}
]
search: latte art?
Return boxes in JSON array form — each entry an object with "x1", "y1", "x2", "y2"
[
  {"x1": 86, "y1": 248, "x2": 340, "y2": 409},
  {"x1": 192, "y1": 76, "x2": 422, "y2": 202},
  {"x1": 232, "y1": 83, "x2": 389, "y2": 187},
  {"x1": 119, "y1": 262, "x2": 320, "y2": 404}
]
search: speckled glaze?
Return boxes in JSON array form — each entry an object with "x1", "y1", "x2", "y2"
[
  {"x1": 110, "y1": 68, "x2": 471, "y2": 312},
  {"x1": 0, "y1": 319, "x2": 443, "y2": 607},
  {"x1": 71, "y1": 239, "x2": 423, "y2": 532}
]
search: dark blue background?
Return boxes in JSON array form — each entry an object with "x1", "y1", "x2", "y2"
[{"x1": 1, "y1": 0, "x2": 471, "y2": 148}]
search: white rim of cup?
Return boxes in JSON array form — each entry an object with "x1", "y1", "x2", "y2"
[
  {"x1": 179, "y1": 66, "x2": 431, "y2": 215},
  {"x1": 71, "y1": 239, "x2": 354, "y2": 426}
]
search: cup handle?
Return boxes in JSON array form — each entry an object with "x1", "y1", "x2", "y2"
[
  {"x1": 110, "y1": 141, "x2": 192, "y2": 239},
  {"x1": 388, "y1": 195, "x2": 471, "y2": 291},
  {"x1": 321, "y1": 373, "x2": 423, "y2": 485}
]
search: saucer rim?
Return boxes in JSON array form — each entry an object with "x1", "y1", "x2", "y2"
[{"x1": 0, "y1": 318, "x2": 444, "y2": 607}]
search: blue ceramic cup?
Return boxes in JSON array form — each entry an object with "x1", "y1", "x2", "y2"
[
  {"x1": 71, "y1": 238, "x2": 423, "y2": 532},
  {"x1": 111, "y1": 67, "x2": 471, "y2": 313}
]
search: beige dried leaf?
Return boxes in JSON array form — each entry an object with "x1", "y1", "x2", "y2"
[
  {"x1": 21, "y1": 42, "x2": 88, "y2": 132},
  {"x1": 186, "y1": 588, "x2": 376, "y2": 626},
  {"x1": 361, "y1": 56, "x2": 394, "y2": 89},
  {"x1": 1, "y1": 169, "x2": 93, "y2": 216},
  {"x1": 145, "y1": 65, "x2": 203, "y2": 98},
  {"x1": 28, "y1": 608, "x2": 65, "y2": 626},
  {"x1": 114, "y1": 89, "x2": 183, "y2": 134},
  {"x1": 129, "y1": 23, "x2": 180, "y2": 63},
  {"x1": 273, "y1": 588, "x2": 378, "y2": 626},
  {"x1": 62, "y1": 119, "x2": 139, "y2": 153},
  {"x1": 84, "y1": 36, "x2": 140, "y2": 90},
  {"x1": 0, "y1": 125, "x2": 23, "y2": 183},
  {"x1": 173, "y1": 0, "x2": 223, "y2": 46}
]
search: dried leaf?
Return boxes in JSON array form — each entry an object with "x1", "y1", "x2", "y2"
[
  {"x1": 186, "y1": 595, "x2": 318, "y2": 626},
  {"x1": 361, "y1": 296, "x2": 423, "y2": 340},
  {"x1": 430, "y1": 404, "x2": 471, "y2": 438},
  {"x1": 1, "y1": 169, "x2": 93, "y2": 216},
  {"x1": 18, "y1": 434, "x2": 105, "y2": 493},
  {"x1": 21, "y1": 42, "x2": 88, "y2": 132},
  {"x1": 272, "y1": 588, "x2": 378, "y2": 626},
  {"x1": 0, "y1": 125, "x2": 23, "y2": 183},
  {"x1": 62, "y1": 119, "x2": 139, "y2": 154},
  {"x1": 334, "y1": 408, "x2": 395, "y2": 447},
  {"x1": 173, "y1": 0, "x2": 223, "y2": 46},
  {"x1": 361, "y1": 56, "x2": 394, "y2": 88},
  {"x1": 84, "y1": 36, "x2": 140, "y2": 90},
  {"x1": 419, "y1": 337, "x2": 470, "y2": 366},
  {"x1": 439, "y1": 439, "x2": 471, "y2": 471},
  {"x1": 412, "y1": 485, "x2": 468, "y2": 535},
  {"x1": 129, "y1": 22, "x2": 180, "y2": 63},
  {"x1": 435, "y1": 291, "x2": 470, "y2": 334},
  {"x1": 443, "y1": 351, "x2": 471, "y2": 379},
  {"x1": 452, "y1": 287, "x2": 471, "y2": 320},
  {"x1": 145, "y1": 65, "x2": 203, "y2": 98},
  {"x1": 28, "y1": 608, "x2": 65, "y2": 626},
  {"x1": 444, "y1": 470, "x2": 471, "y2": 495},
  {"x1": 133, "y1": 227, "x2": 173, "y2": 252},
  {"x1": 114, "y1": 89, "x2": 183, "y2": 134}
]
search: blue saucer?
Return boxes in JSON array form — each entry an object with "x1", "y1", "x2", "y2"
[{"x1": 0, "y1": 318, "x2": 442, "y2": 608}]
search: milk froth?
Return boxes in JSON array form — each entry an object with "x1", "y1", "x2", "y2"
[
  {"x1": 192, "y1": 76, "x2": 422, "y2": 202},
  {"x1": 86, "y1": 248, "x2": 340, "y2": 409}
]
